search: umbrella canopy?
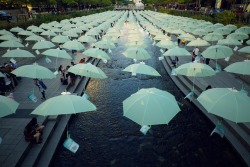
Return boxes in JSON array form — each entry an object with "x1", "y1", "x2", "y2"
[
  {"x1": 238, "y1": 46, "x2": 250, "y2": 53},
  {"x1": 201, "y1": 45, "x2": 233, "y2": 59},
  {"x1": 224, "y1": 60, "x2": 250, "y2": 75},
  {"x1": 163, "y1": 47, "x2": 191, "y2": 57},
  {"x1": 123, "y1": 47, "x2": 151, "y2": 60},
  {"x1": 51, "y1": 35, "x2": 70, "y2": 43},
  {"x1": 178, "y1": 33, "x2": 196, "y2": 41},
  {"x1": 217, "y1": 38, "x2": 242, "y2": 46},
  {"x1": 214, "y1": 27, "x2": 231, "y2": 35},
  {"x1": 32, "y1": 41, "x2": 55, "y2": 50},
  {"x1": 25, "y1": 35, "x2": 45, "y2": 41},
  {"x1": 31, "y1": 95, "x2": 96, "y2": 116},
  {"x1": 10, "y1": 27, "x2": 24, "y2": 33},
  {"x1": 192, "y1": 29, "x2": 209, "y2": 36},
  {"x1": 40, "y1": 30, "x2": 57, "y2": 37},
  {"x1": 18, "y1": 30, "x2": 35, "y2": 36},
  {"x1": 0, "y1": 40, "x2": 24, "y2": 48},
  {"x1": 82, "y1": 48, "x2": 110, "y2": 60},
  {"x1": 123, "y1": 88, "x2": 181, "y2": 126},
  {"x1": 0, "y1": 29, "x2": 13, "y2": 35},
  {"x1": 62, "y1": 40, "x2": 85, "y2": 51},
  {"x1": 187, "y1": 38, "x2": 210, "y2": 47},
  {"x1": 227, "y1": 32, "x2": 249, "y2": 40},
  {"x1": 0, "y1": 95, "x2": 19, "y2": 118},
  {"x1": 175, "y1": 62, "x2": 216, "y2": 77},
  {"x1": 68, "y1": 63, "x2": 107, "y2": 79},
  {"x1": 202, "y1": 33, "x2": 224, "y2": 42},
  {"x1": 2, "y1": 49, "x2": 35, "y2": 58},
  {"x1": 78, "y1": 35, "x2": 97, "y2": 43},
  {"x1": 93, "y1": 40, "x2": 116, "y2": 49},
  {"x1": 11, "y1": 63, "x2": 55, "y2": 79},
  {"x1": 0, "y1": 35, "x2": 19, "y2": 41},
  {"x1": 197, "y1": 88, "x2": 250, "y2": 123},
  {"x1": 156, "y1": 39, "x2": 176, "y2": 49},
  {"x1": 123, "y1": 62, "x2": 161, "y2": 76},
  {"x1": 42, "y1": 49, "x2": 72, "y2": 59},
  {"x1": 235, "y1": 26, "x2": 250, "y2": 34}
]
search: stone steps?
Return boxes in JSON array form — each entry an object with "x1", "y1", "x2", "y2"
[{"x1": 162, "y1": 56, "x2": 250, "y2": 166}]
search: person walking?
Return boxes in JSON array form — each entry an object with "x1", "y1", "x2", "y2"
[{"x1": 33, "y1": 79, "x2": 47, "y2": 100}]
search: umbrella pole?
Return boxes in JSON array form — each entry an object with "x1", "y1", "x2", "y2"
[
  {"x1": 138, "y1": 74, "x2": 141, "y2": 90},
  {"x1": 192, "y1": 76, "x2": 195, "y2": 92}
]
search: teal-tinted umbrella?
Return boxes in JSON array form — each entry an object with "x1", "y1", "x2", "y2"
[
  {"x1": 235, "y1": 26, "x2": 250, "y2": 34},
  {"x1": 123, "y1": 47, "x2": 151, "y2": 60},
  {"x1": 192, "y1": 28, "x2": 209, "y2": 36},
  {"x1": 51, "y1": 35, "x2": 70, "y2": 43},
  {"x1": 123, "y1": 88, "x2": 180, "y2": 126},
  {"x1": 238, "y1": 46, "x2": 250, "y2": 53},
  {"x1": 11, "y1": 63, "x2": 55, "y2": 79},
  {"x1": 178, "y1": 33, "x2": 196, "y2": 41},
  {"x1": 78, "y1": 35, "x2": 97, "y2": 43},
  {"x1": 2, "y1": 48, "x2": 35, "y2": 58},
  {"x1": 18, "y1": 30, "x2": 35, "y2": 36},
  {"x1": 32, "y1": 40, "x2": 55, "y2": 50},
  {"x1": 31, "y1": 94, "x2": 96, "y2": 116},
  {"x1": 62, "y1": 40, "x2": 85, "y2": 51},
  {"x1": 93, "y1": 40, "x2": 116, "y2": 49},
  {"x1": 202, "y1": 45, "x2": 233, "y2": 59},
  {"x1": 82, "y1": 48, "x2": 110, "y2": 60},
  {"x1": 187, "y1": 38, "x2": 210, "y2": 47},
  {"x1": 68, "y1": 63, "x2": 107, "y2": 79},
  {"x1": 217, "y1": 38, "x2": 242, "y2": 46},
  {"x1": 227, "y1": 32, "x2": 248, "y2": 40},
  {"x1": 31, "y1": 27, "x2": 45, "y2": 33},
  {"x1": 25, "y1": 35, "x2": 45, "y2": 41},
  {"x1": 10, "y1": 27, "x2": 24, "y2": 33},
  {"x1": 0, "y1": 35, "x2": 20, "y2": 41},
  {"x1": 0, "y1": 95, "x2": 19, "y2": 118},
  {"x1": 42, "y1": 49, "x2": 72, "y2": 59},
  {"x1": 214, "y1": 27, "x2": 231, "y2": 35},
  {"x1": 197, "y1": 88, "x2": 250, "y2": 123},
  {"x1": 163, "y1": 46, "x2": 191, "y2": 57},
  {"x1": 203, "y1": 33, "x2": 224, "y2": 42},
  {"x1": 0, "y1": 40, "x2": 24, "y2": 48},
  {"x1": 224, "y1": 60, "x2": 250, "y2": 75},
  {"x1": 156, "y1": 39, "x2": 176, "y2": 49},
  {"x1": 123, "y1": 63, "x2": 161, "y2": 76},
  {"x1": 40, "y1": 30, "x2": 57, "y2": 37},
  {"x1": 0, "y1": 29, "x2": 13, "y2": 35}
]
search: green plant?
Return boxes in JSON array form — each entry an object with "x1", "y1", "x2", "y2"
[{"x1": 215, "y1": 10, "x2": 236, "y2": 25}]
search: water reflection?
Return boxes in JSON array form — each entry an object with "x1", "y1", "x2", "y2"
[{"x1": 52, "y1": 17, "x2": 245, "y2": 167}]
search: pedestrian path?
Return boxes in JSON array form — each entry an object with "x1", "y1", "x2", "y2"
[{"x1": 161, "y1": 50, "x2": 250, "y2": 166}]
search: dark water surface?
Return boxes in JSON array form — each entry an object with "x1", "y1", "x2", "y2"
[{"x1": 52, "y1": 24, "x2": 245, "y2": 167}]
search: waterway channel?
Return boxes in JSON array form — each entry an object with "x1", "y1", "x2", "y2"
[{"x1": 52, "y1": 21, "x2": 245, "y2": 167}]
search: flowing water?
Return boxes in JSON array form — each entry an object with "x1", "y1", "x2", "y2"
[{"x1": 51, "y1": 24, "x2": 246, "y2": 167}]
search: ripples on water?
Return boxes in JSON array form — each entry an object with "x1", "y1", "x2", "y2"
[{"x1": 52, "y1": 19, "x2": 245, "y2": 167}]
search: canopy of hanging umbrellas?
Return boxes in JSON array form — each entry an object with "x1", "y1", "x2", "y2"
[{"x1": 1, "y1": 9, "x2": 250, "y2": 130}]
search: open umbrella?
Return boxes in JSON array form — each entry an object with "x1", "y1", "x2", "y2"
[
  {"x1": 51, "y1": 35, "x2": 70, "y2": 44},
  {"x1": 11, "y1": 63, "x2": 55, "y2": 79},
  {"x1": 32, "y1": 41, "x2": 55, "y2": 50},
  {"x1": 82, "y1": 48, "x2": 110, "y2": 60},
  {"x1": 235, "y1": 26, "x2": 250, "y2": 34},
  {"x1": 123, "y1": 62, "x2": 161, "y2": 76},
  {"x1": 0, "y1": 95, "x2": 19, "y2": 118},
  {"x1": 201, "y1": 45, "x2": 233, "y2": 59},
  {"x1": 31, "y1": 94, "x2": 96, "y2": 116},
  {"x1": 123, "y1": 46, "x2": 151, "y2": 60},
  {"x1": 62, "y1": 40, "x2": 85, "y2": 51},
  {"x1": 68, "y1": 63, "x2": 107, "y2": 79},
  {"x1": 2, "y1": 48, "x2": 35, "y2": 58},
  {"x1": 25, "y1": 35, "x2": 45, "y2": 41},
  {"x1": 224, "y1": 60, "x2": 250, "y2": 75},
  {"x1": 187, "y1": 38, "x2": 210, "y2": 47},
  {"x1": 123, "y1": 88, "x2": 181, "y2": 126},
  {"x1": 217, "y1": 38, "x2": 242, "y2": 46},
  {"x1": 227, "y1": 32, "x2": 248, "y2": 41},
  {"x1": 197, "y1": 88, "x2": 250, "y2": 123},
  {"x1": 42, "y1": 48, "x2": 72, "y2": 59},
  {"x1": 78, "y1": 36, "x2": 96, "y2": 43},
  {"x1": 156, "y1": 39, "x2": 176, "y2": 49},
  {"x1": 0, "y1": 40, "x2": 24, "y2": 48},
  {"x1": 175, "y1": 62, "x2": 216, "y2": 93},
  {"x1": 93, "y1": 40, "x2": 116, "y2": 50},
  {"x1": 163, "y1": 46, "x2": 191, "y2": 57},
  {"x1": 0, "y1": 35, "x2": 20, "y2": 41}
]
